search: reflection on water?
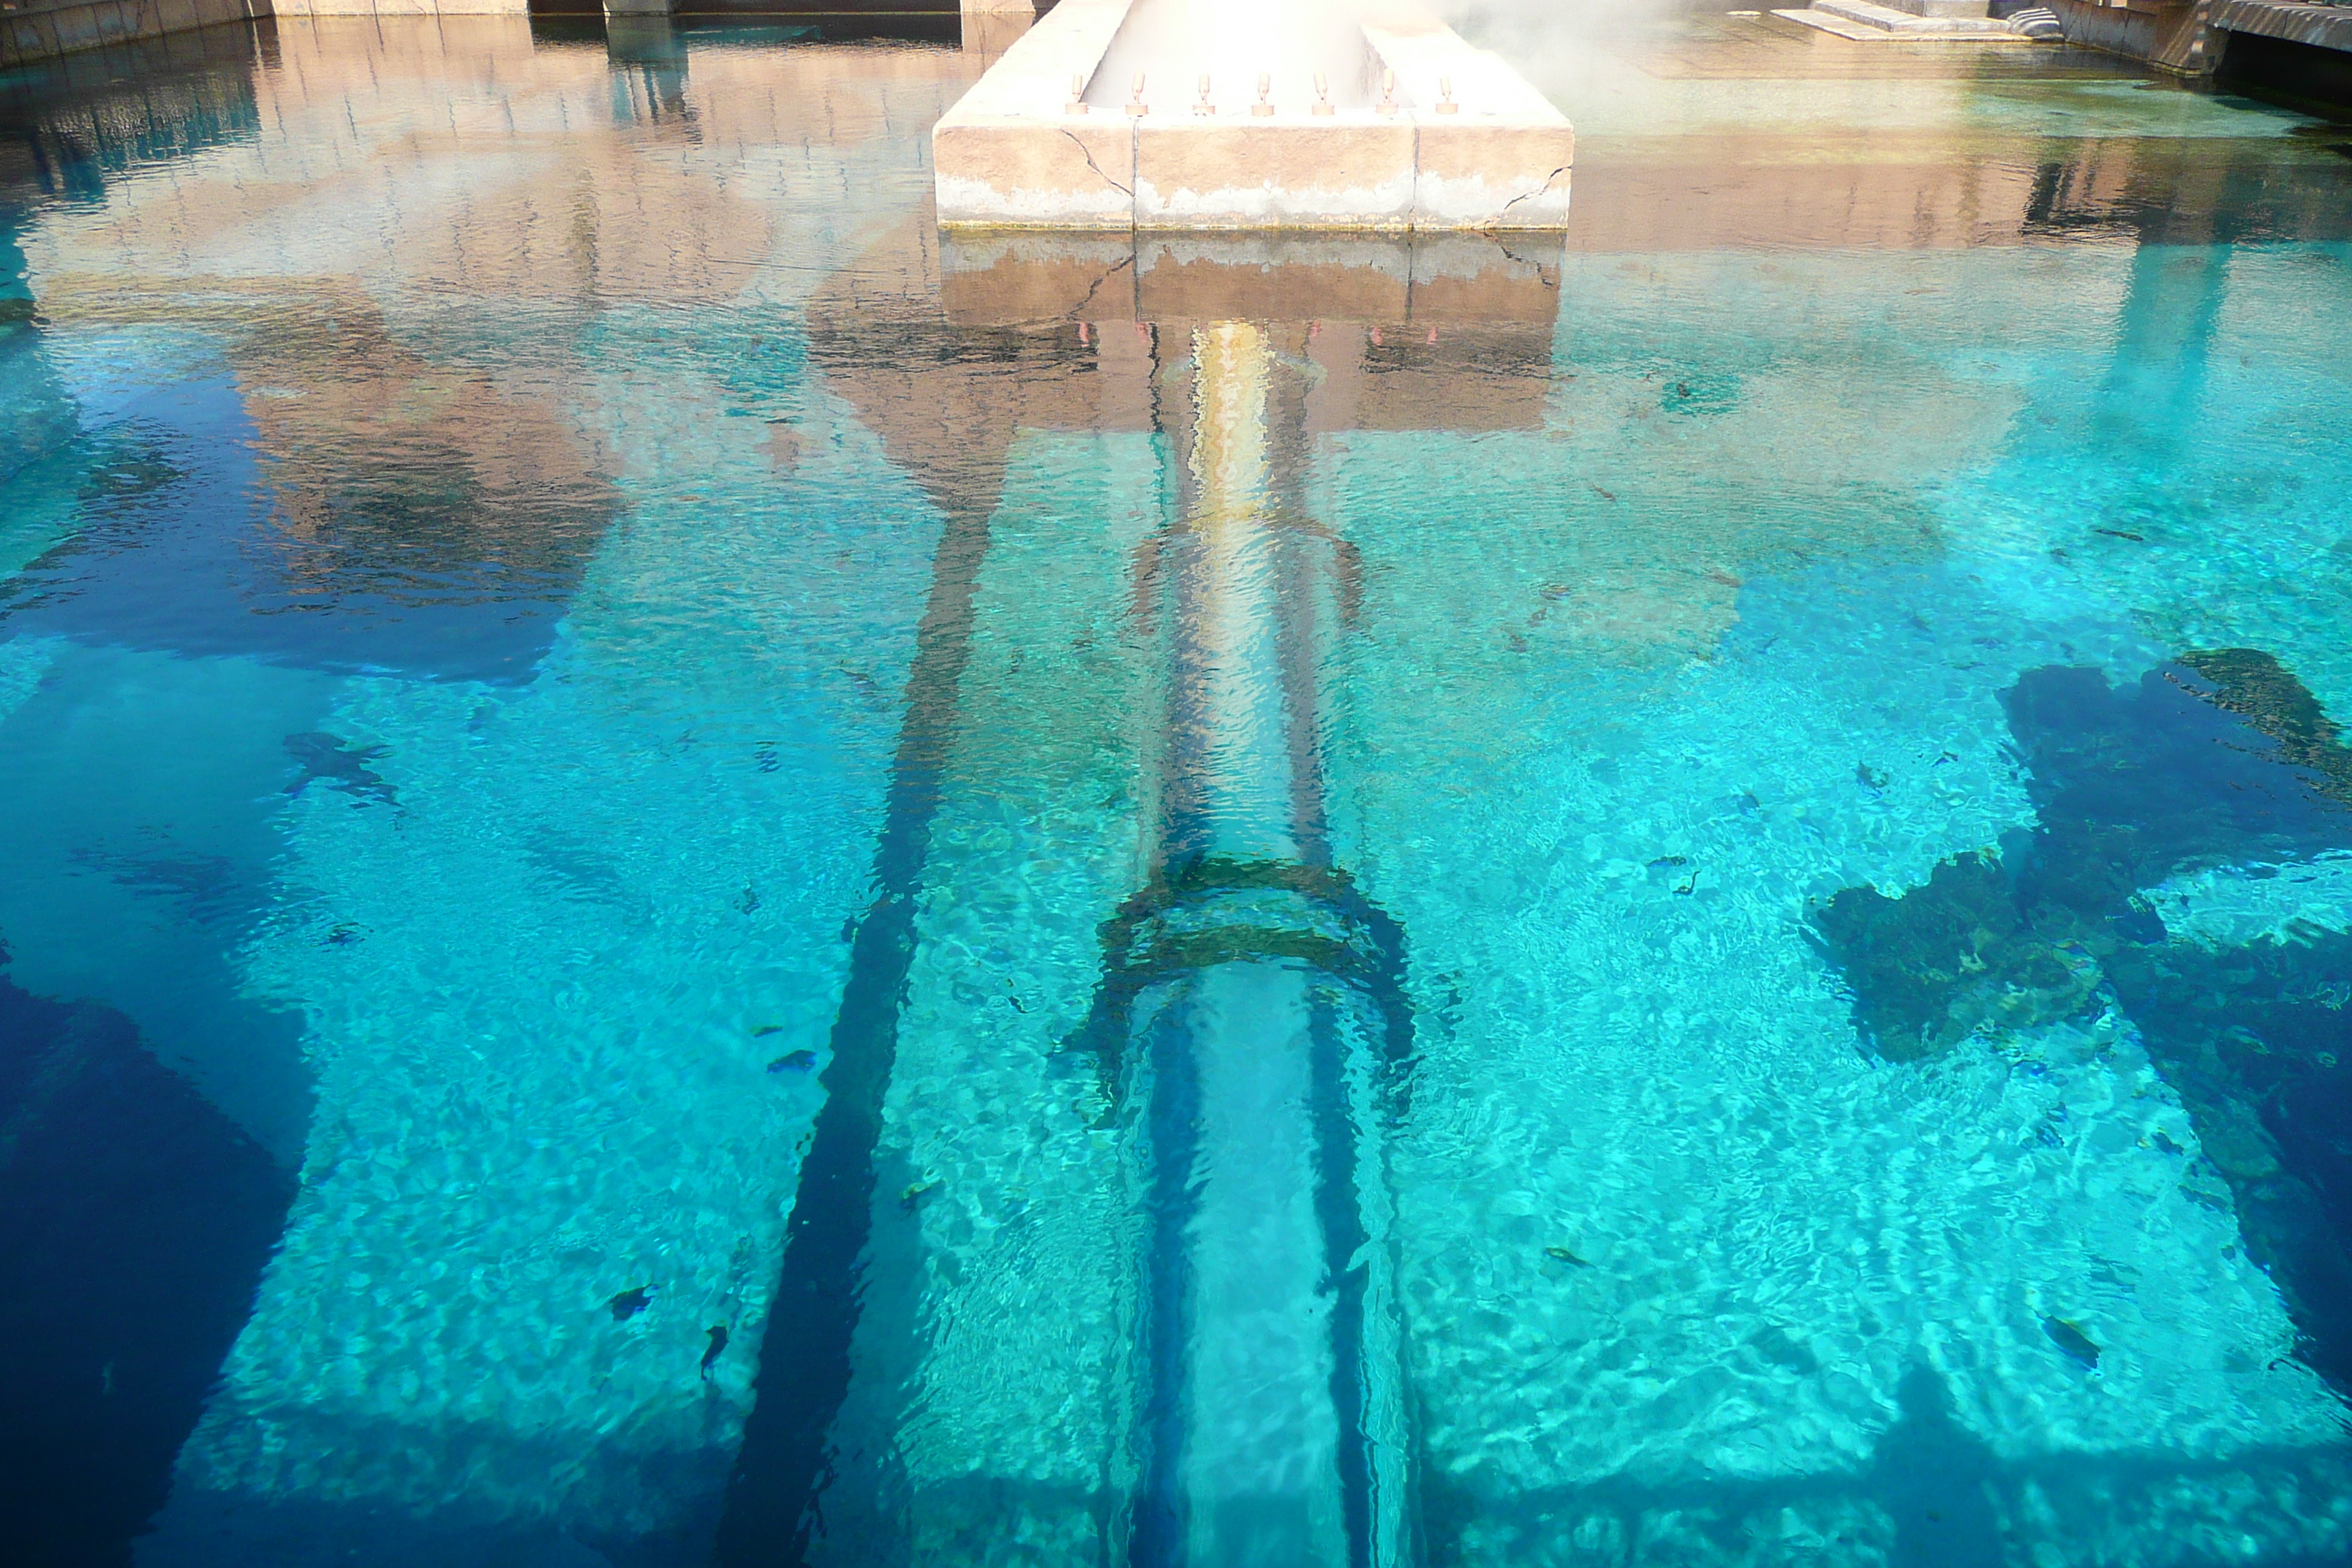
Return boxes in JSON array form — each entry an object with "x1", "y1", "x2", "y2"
[{"x1": 2, "y1": 10, "x2": 2352, "y2": 1568}]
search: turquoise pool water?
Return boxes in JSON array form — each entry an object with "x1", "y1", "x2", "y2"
[{"x1": 4, "y1": 10, "x2": 2352, "y2": 1567}]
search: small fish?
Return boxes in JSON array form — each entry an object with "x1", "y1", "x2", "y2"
[
  {"x1": 2094, "y1": 527, "x2": 2145, "y2": 542},
  {"x1": 701, "y1": 1324, "x2": 729, "y2": 1377},
  {"x1": 324, "y1": 923, "x2": 363, "y2": 947},
  {"x1": 1589, "y1": 483, "x2": 1616, "y2": 502},
  {"x1": 1856, "y1": 763, "x2": 1888, "y2": 791},
  {"x1": 2152, "y1": 1128, "x2": 2185, "y2": 1156},
  {"x1": 1005, "y1": 981, "x2": 1028, "y2": 1014},
  {"x1": 2043, "y1": 1316, "x2": 2100, "y2": 1370},
  {"x1": 1544, "y1": 1245, "x2": 1593, "y2": 1268},
  {"x1": 284, "y1": 733, "x2": 399, "y2": 808},
  {"x1": 736, "y1": 885, "x2": 761, "y2": 915},
  {"x1": 768, "y1": 1050, "x2": 818, "y2": 1074},
  {"x1": 901, "y1": 1180, "x2": 935, "y2": 1210},
  {"x1": 1647, "y1": 856, "x2": 1689, "y2": 869},
  {"x1": 609, "y1": 1286, "x2": 655, "y2": 1322}
]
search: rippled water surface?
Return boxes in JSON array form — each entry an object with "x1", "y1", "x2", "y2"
[{"x1": 5, "y1": 10, "x2": 2352, "y2": 1566}]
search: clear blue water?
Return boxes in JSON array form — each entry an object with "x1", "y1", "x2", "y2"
[{"x1": 4, "y1": 10, "x2": 2352, "y2": 1567}]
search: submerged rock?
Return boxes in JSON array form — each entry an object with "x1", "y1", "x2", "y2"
[
  {"x1": 2176, "y1": 647, "x2": 2352, "y2": 806},
  {"x1": 1811, "y1": 851, "x2": 2098, "y2": 1059}
]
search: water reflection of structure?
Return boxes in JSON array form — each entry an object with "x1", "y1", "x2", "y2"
[
  {"x1": 717, "y1": 230, "x2": 1565, "y2": 1566},
  {"x1": 1073, "y1": 319, "x2": 1420, "y2": 1567}
]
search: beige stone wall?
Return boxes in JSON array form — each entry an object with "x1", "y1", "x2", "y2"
[
  {"x1": 2048, "y1": 0, "x2": 2220, "y2": 74},
  {"x1": 0, "y1": 0, "x2": 261, "y2": 67},
  {"x1": 272, "y1": 0, "x2": 528, "y2": 17}
]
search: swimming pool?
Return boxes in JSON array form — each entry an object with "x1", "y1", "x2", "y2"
[{"x1": 4, "y1": 10, "x2": 2351, "y2": 1565}]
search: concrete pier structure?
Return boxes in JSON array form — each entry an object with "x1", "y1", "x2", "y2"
[{"x1": 932, "y1": 0, "x2": 1573, "y2": 232}]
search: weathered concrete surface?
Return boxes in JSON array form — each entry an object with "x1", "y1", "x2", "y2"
[
  {"x1": 1133, "y1": 119, "x2": 1418, "y2": 228},
  {"x1": 268, "y1": 0, "x2": 525, "y2": 15},
  {"x1": 2046, "y1": 0, "x2": 2220, "y2": 73},
  {"x1": 0, "y1": 0, "x2": 538, "y2": 64},
  {"x1": 931, "y1": 0, "x2": 1574, "y2": 231},
  {"x1": 0, "y1": 0, "x2": 263, "y2": 67},
  {"x1": 2209, "y1": 0, "x2": 2352, "y2": 50}
]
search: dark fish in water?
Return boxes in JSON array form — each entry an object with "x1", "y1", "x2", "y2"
[
  {"x1": 609, "y1": 1286, "x2": 654, "y2": 1322},
  {"x1": 1544, "y1": 1245, "x2": 1593, "y2": 1268},
  {"x1": 2152, "y1": 1128, "x2": 2185, "y2": 1156},
  {"x1": 736, "y1": 885, "x2": 761, "y2": 915},
  {"x1": 1857, "y1": 763, "x2": 1889, "y2": 791},
  {"x1": 768, "y1": 1050, "x2": 818, "y2": 1073},
  {"x1": 701, "y1": 1324, "x2": 728, "y2": 1377},
  {"x1": 1648, "y1": 856, "x2": 1689, "y2": 869},
  {"x1": 750, "y1": 1024, "x2": 784, "y2": 1038},
  {"x1": 284, "y1": 733, "x2": 398, "y2": 807},
  {"x1": 2094, "y1": 527, "x2": 2145, "y2": 542},
  {"x1": 2043, "y1": 1316, "x2": 2100, "y2": 1369}
]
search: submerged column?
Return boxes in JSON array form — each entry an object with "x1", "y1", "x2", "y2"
[{"x1": 1078, "y1": 323, "x2": 1419, "y2": 1568}]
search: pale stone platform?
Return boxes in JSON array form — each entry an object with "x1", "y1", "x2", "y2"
[{"x1": 932, "y1": 0, "x2": 1573, "y2": 232}]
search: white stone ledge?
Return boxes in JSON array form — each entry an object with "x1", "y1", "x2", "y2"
[{"x1": 932, "y1": 0, "x2": 1572, "y2": 232}]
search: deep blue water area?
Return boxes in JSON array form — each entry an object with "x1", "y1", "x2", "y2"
[{"x1": 5, "y1": 9, "x2": 2352, "y2": 1568}]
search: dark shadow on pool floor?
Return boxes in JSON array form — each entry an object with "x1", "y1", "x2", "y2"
[
  {"x1": 0, "y1": 958, "x2": 293, "y2": 1568},
  {"x1": 1812, "y1": 649, "x2": 2352, "y2": 1395}
]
